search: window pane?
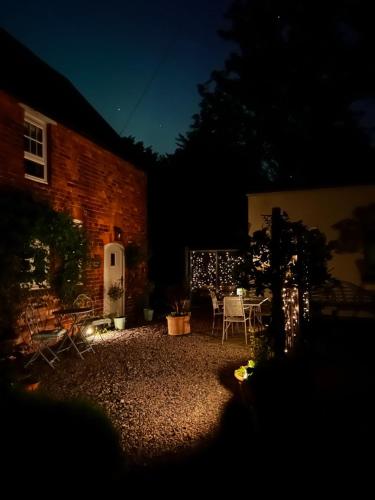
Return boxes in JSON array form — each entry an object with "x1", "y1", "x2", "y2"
[
  {"x1": 110, "y1": 253, "x2": 116, "y2": 266},
  {"x1": 36, "y1": 127, "x2": 43, "y2": 142},
  {"x1": 30, "y1": 124, "x2": 37, "y2": 139},
  {"x1": 24, "y1": 137, "x2": 31, "y2": 152},
  {"x1": 25, "y1": 159, "x2": 44, "y2": 179},
  {"x1": 36, "y1": 143, "x2": 43, "y2": 157},
  {"x1": 30, "y1": 141, "x2": 37, "y2": 155}
]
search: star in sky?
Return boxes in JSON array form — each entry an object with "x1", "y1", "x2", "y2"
[{"x1": 1, "y1": 0, "x2": 234, "y2": 154}]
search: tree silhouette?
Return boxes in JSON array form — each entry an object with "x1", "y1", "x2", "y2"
[
  {"x1": 177, "y1": 0, "x2": 375, "y2": 189},
  {"x1": 120, "y1": 135, "x2": 160, "y2": 172},
  {"x1": 234, "y1": 212, "x2": 333, "y2": 293},
  {"x1": 149, "y1": 0, "x2": 375, "y2": 286}
]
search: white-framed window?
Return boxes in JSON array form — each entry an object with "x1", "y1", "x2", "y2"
[
  {"x1": 20, "y1": 105, "x2": 56, "y2": 183},
  {"x1": 23, "y1": 110, "x2": 48, "y2": 183}
]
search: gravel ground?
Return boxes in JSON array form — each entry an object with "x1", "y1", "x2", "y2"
[
  {"x1": 8, "y1": 316, "x2": 374, "y2": 494},
  {"x1": 34, "y1": 316, "x2": 253, "y2": 469}
]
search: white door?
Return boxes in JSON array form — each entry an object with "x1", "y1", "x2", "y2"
[{"x1": 104, "y1": 243, "x2": 125, "y2": 316}]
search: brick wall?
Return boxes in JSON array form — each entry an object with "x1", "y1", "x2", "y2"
[{"x1": 0, "y1": 90, "x2": 147, "y2": 325}]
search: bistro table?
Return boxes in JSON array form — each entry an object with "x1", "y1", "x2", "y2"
[
  {"x1": 242, "y1": 297, "x2": 269, "y2": 332},
  {"x1": 55, "y1": 306, "x2": 95, "y2": 359}
]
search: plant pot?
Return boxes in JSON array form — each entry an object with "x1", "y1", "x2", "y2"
[
  {"x1": 166, "y1": 314, "x2": 191, "y2": 336},
  {"x1": 144, "y1": 308, "x2": 154, "y2": 321},
  {"x1": 113, "y1": 317, "x2": 126, "y2": 330},
  {"x1": 17, "y1": 375, "x2": 40, "y2": 392},
  {"x1": 24, "y1": 380, "x2": 40, "y2": 392}
]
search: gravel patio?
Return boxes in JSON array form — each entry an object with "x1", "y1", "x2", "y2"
[
  {"x1": 32, "y1": 314, "x2": 253, "y2": 472},
  {"x1": 4, "y1": 314, "x2": 375, "y2": 494}
]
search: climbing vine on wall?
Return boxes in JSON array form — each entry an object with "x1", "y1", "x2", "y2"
[{"x1": 0, "y1": 188, "x2": 89, "y2": 340}]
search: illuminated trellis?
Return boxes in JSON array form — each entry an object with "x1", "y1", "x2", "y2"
[
  {"x1": 217, "y1": 252, "x2": 244, "y2": 290},
  {"x1": 189, "y1": 246, "x2": 311, "y2": 355},
  {"x1": 189, "y1": 251, "x2": 217, "y2": 291},
  {"x1": 189, "y1": 250, "x2": 243, "y2": 293}
]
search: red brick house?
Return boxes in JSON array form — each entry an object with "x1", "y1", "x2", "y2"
[{"x1": 0, "y1": 28, "x2": 147, "y2": 324}]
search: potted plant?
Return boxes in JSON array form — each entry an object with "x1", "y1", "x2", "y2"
[
  {"x1": 107, "y1": 282, "x2": 126, "y2": 330},
  {"x1": 166, "y1": 297, "x2": 191, "y2": 336},
  {"x1": 143, "y1": 281, "x2": 155, "y2": 322}
]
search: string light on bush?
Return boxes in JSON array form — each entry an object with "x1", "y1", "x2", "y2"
[
  {"x1": 302, "y1": 290, "x2": 310, "y2": 321},
  {"x1": 282, "y1": 286, "x2": 299, "y2": 352}
]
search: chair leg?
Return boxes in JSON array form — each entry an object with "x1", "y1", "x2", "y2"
[
  {"x1": 24, "y1": 350, "x2": 40, "y2": 368},
  {"x1": 222, "y1": 320, "x2": 226, "y2": 344},
  {"x1": 39, "y1": 348, "x2": 59, "y2": 368},
  {"x1": 25, "y1": 344, "x2": 59, "y2": 369}
]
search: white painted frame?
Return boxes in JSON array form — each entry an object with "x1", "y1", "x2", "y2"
[{"x1": 103, "y1": 242, "x2": 125, "y2": 316}]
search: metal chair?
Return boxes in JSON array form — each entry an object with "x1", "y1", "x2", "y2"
[
  {"x1": 54, "y1": 294, "x2": 96, "y2": 358},
  {"x1": 222, "y1": 296, "x2": 251, "y2": 345},
  {"x1": 73, "y1": 294, "x2": 94, "y2": 311},
  {"x1": 24, "y1": 303, "x2": 66, "y2": 369},
  {"x1": 72, "y1": 294, "x2": 97, "y2": 352},
  {"x1": 73, "y1": 293, "x2": 112, "y2": 343},
  {"x1": 209, "y1": 290, "x2": 223, "y2": 335}
]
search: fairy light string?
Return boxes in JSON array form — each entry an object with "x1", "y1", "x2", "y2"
[{"x1": 190, "y1": 249, "x2": 310, "y2": 352}]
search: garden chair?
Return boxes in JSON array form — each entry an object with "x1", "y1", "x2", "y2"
[
  {"x1": 73, "y1": 293, "x2": 94, "y2": 311},
  {"x1": 222, "y1": 296, "x2": 251, "y2": 345},
  {"x1": 74, "y1": 293, "x2": 112, "y2": 341},
  {"x1": 74, "y1": 293, "x2": 112, "y2": 342},
  {"x1": 54, "y1": 294, "x2": 96, "y2": 358},
  {"x1": 71, "y1": 294, "x2": 98, "y2": 351},
  {"x1": 24, "y1": 303, "x2": 66, "y2": 369},
  {"x1": 209, "y1": 290, "x2": 223, "y2": 335}
]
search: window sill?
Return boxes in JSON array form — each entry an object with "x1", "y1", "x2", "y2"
[{"x1": 25, "y1": 174, "x2": 48, "y2": 185}]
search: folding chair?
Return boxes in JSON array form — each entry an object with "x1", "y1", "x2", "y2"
[
  {"x1": 73, "y1": 293, "x2": 112, "y2": 344},
  {"x1": 222, "y1": 296, "x2": 251, "y2": 345},
  {"x1": 24, "y1": 303, "x2": 66, "y2": 369},
  {"x1": 73, "y1": 293, "x2": 94, "y2": 311},
  {"x1": 71, "y1": 294, "x2": 97, "y2": 354},
  {"x1": 209, "y1": 290, "x2": 223, "y2": 335}
]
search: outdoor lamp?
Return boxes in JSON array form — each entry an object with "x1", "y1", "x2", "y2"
[{"x1": 114, "y1": 226, "x2": 122, "y2": 240}]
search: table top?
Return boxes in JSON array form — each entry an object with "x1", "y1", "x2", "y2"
[
  {"x1": 243, "y1": 297, "x2": 269, "y2": 305},
  {"x1": 221, "y1": 296, "x2": 269, "y2": 307},
  {"x1": 56, "y1": 307, "x2": 93, "y2": 315}
]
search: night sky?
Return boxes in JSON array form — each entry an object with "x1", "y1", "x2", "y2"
[{"x1": 1, "y1": 0, "x2": 235, "y2": 155}]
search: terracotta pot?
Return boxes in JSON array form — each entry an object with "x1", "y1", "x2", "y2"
[
  {"x1": 166, "y1": 314, "x2": 191, "y2": 335},
  {"x1": 25, "y1": 380, "x2": 40, "y2": 392}
]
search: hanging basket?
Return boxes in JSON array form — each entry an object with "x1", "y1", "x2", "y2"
[{"x1": 166, "y1": 314, "x2": 191, "y2": 335}]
